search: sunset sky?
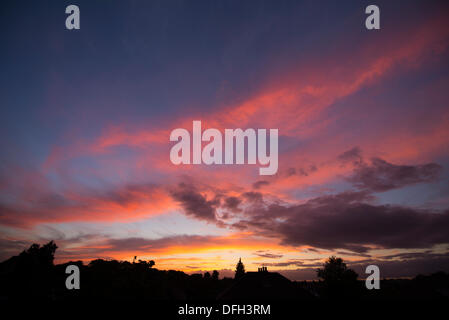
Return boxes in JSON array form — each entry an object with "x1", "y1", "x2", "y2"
[{"x1": 1, "y1": 0, "x2": 449, "y2": 280}]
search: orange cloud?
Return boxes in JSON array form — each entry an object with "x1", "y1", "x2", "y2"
[{"x1": 5, "y1": 10, "x2": 447, "y2": 229}]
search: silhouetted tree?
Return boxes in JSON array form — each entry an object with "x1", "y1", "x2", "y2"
[
  {"x1": 204, "y1": 271, "x2": 211, "y2": 279},
  {"x1": 235, "y1": 258, "x2": 245, "y2": 280},
  {"x1": 212, "y1": 270, "x2": 219, "y2": 280},
  {"x1": 137, "y1": 259, "x2": 155, "y2": 268},
  {"x1": 20, "y1": 240, "x2": 58, "y2": 267},
  {"x1": 317, "y1": 256, "x2": 358, "y2": 284},
  {"x1": 317, "y1": 256, "x2": 359, "y2": 298},
  {"x1": 0, "y1": 241, "x2": 58, "y2": 298}
]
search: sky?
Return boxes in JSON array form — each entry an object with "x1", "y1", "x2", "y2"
[{"x1": 1, "y1": 0, "x2": 449, "y2": 280}]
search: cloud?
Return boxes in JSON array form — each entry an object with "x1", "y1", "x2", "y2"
[
  {"x1": 170, "y1": 183, "x2": 219, "y2": 221},
  {"x1": 348, "y1": 252, "x2": 449, "y2": 279},
  {"x1": 104, "y1": 235, "x2": 214, "y2": 252},
  {"x1": 242, "y1": 191, "x2": 263, "y2": 203},
  {"x1": 263, "y1": 260, "x2": 305, "y2": 267},
  {"x1": 253, "y1": 250, "x2": 283, "y2": 259},
  {"x1": 277, "y1": 251, "x2": 449, "y2": 280},
  {"x1": 337, "y1": 147, "x2": 443, "y2": 192},
  {"x1": 283, "y1": 165, "x2": 319, "y2": 177},
  {"x1": 338, "y1": 147, "x2": 363, "y2": 165},
  {"x1": 349, "y1": 157, "x2": 442, "y2": 192},
  {"x1": 222, "y1": 196, "x2": 242, "y2": 212},
  {"x1": 0, "y1": 182, "x2": 173, "y2": 227},
  {"x1": 252, "y1": 180, "x2": 270, "y2": 189},
  {"x1": 229, "y1": 190, "x2": 449, "y2": 253}
]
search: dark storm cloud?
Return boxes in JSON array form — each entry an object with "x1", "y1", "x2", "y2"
[
  {"x1": 349, "y1": 157, "x2": 442, "y2": 192},
  {"x1": 281, "y1": 165, "x2": 318, "y2": 178},
  {"x1": 222, "y1": 196, "x2": 242, "y2": 212},
  {"x1": 170, "y1": 183, "x2": 219, "y2": 221},
  {"x1": 168, "y1": 148, "x2": 447, "y2": 255},
  {"x1": 166, "y1": 151, "x2": 447, "y2": 256},
  {"x1": 338, "y1": 147, "x2": 443, "y2": 192},
  {"x1": 242, "y1": 191, "x2": 263, "y2": 202},
  {"x1": 338, "y1": 146, "x2": 363, "y2": 164},
  {"x1": 231, "y1": 191, "x2": 449, "y2": 253},
  {"x1": 252, "y1": 180, "x2": 270, "y2": 189},
  {"x1": 279, "y1": 204, "x2": 449, "y2": 252}
]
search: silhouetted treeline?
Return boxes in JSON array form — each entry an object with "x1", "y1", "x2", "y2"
[
  {"x1": 0, "y1": 241, "x2": 448, "y2": 300},
  {"x1": 0, "y1": 241, "x2": 234, "y2": 300}
]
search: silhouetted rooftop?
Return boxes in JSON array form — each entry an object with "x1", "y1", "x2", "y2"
[{"x1": 218, "y1": 271, "x2": 314, "y2": 300}]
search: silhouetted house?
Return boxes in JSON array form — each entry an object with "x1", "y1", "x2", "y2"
[{"x1": 218, "y1": 267, "x2": 314, "y2": 300}]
